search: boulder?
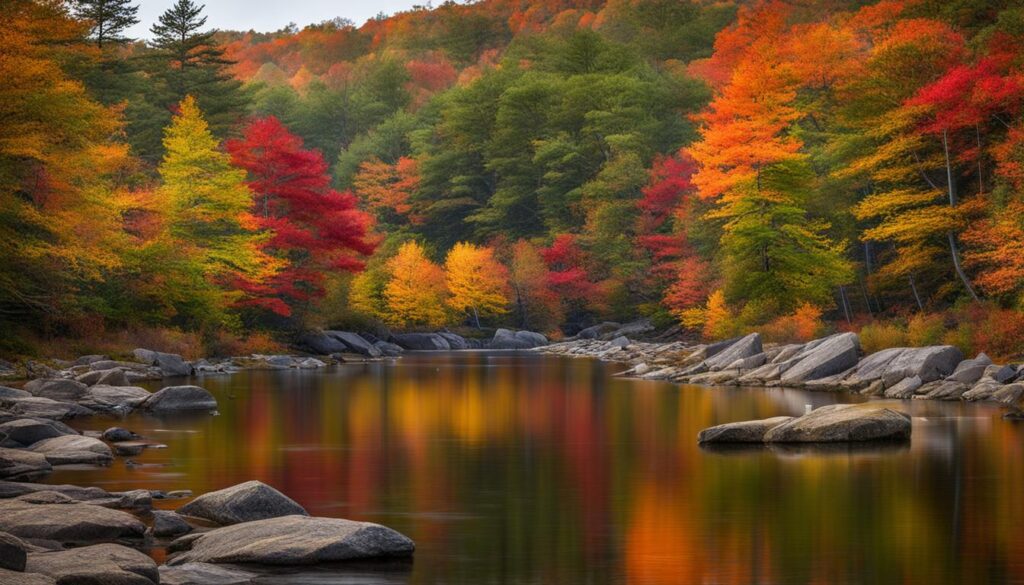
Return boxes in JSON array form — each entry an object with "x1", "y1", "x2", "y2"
[
  {"x1": 985, "y1": 364, "x2": 1018, "y2": 384},
  {"x1": 73, "y1": 355, "x2": 108, "y2": 366},
  {"x1": 991, "y1": 383, "x2": 1024, "y2": 406},
  {"x1": 725, "y1": 353, "x2": 767, "y2": 371},
  {"x1": 390, "y1": 333, "x2": 450, "y2": 351},
  {"x1": 963, "y1": 379, "x2": 1002, "y2": 402},
  {"x1": 22, "y1": 379, "x2": 88, "y2": 402},
  {"x1": 295, "y1": 332, "x2": 348, "y2": 355},
  {"x1": 945, "y1": 353, "x2": 993, "y2": 384},
  {"x1": 374, "y1": 341, "x2": 404, "y2": 356},
  {"x1": 133, "y1": 349, "x2": 193, "y2": 377},
  {"x1": 25, "y1": 543, "x2": 158, "y2": 585},
  {"x1": 436, "y1": 332, "x2": 469, "y2": 350},
  {"x1": 101, "y1": 427, "x2": 137, "y2": 443},
  {"x1": 78, "y1": 385, "x2": 151, "y2": 413},
  {"x1": 177, "y1": 480, "x2": 307, "y2": 525},
  {"x1": 0, "y1": 531, "x2": 28, "y2": 571},
  {"x1": 921, "y1": 380, "x2": 969, "y2": 400},
  {"x1": 74, "y1": 370, "x2": 107, "y2": 386},
  {"x1": 837, "y1": 347, "x2": 907, "y2": 389},
  {"x1": 0, "y1": 500, "x2": 145, "y2": 543},
  {"x1": 698, "y1": 416, "x2": 794, "y2": 443},
  {"x1": 89, "y1": 360, "x2": 146, "y2": 372},
  {"x1": 880, "y1": 346, "x2": 963, "y2": 387},
  {"x1": 28, "y1": 435, "x2": 112, "y2": 465},
  {"x1": 8, "y1": 398, "x2": 93, "y2": 420},
  {"x1": 324, "y1": 331, "x2": 382, "y2": 357},
  {"x1": 779, "y1": 333, "x2": 860, "y2": 385},
  {"x1": 489, "y1": 329, "x2": 543, "y2": 349},
  {"x1": 15, "y1": 491, "x2": 75, "y2": 505},
  {"x1": 151, "y1": 510, "x2": 192, "y2": 538},
  {"x1": 576, "y1": 322, "x2": 620, "y2": 340},
  {"x1": 0, "y1": 419, "x2": 77, "y2": 448},
  {"x1": 166, "y1": 514, "x2": 415, "y2": 565},
  {"x1": 0, "y1": 386, "x2": 30, "y2": 400},
  {"x1": 762, "y1": 403, "x2": 911, "y2": 442},
  {"x1": 599, "y1": 319, "x2": 653, "y2": 341},
  {"x1": 94, "y1": 368, "x2": 130, "y2": 387},
  {"x1": 884, "y1": 376, "x2": 922, "y2": 399},
  {"x1": 705, "y1": 333, "x2": 762, "y2": 371},
  {"x1": 159, "y1": 562, "x2": 257, "y2": 585},
  {"x1": 609, "y1": 336, "x2": 630, "y2": 349},
  {"x1": 514, "y1": 330, "x2": 547, "y2": 348},
  {"x1": 0, "y1": 448, "x2": 51, "y2": 481},
  {"x1": 139, "y1": 386, "x2": 217, "y2": 414}
]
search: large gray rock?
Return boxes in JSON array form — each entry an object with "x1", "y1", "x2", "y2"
[
  {"x1": 7, "y1": 398, "x2": 93, "y2": 420},
  {"x1": 167, "y1": 514, "x2": 415, "y2": 565},
  {"x1": 94, "y1": 368, "x2": 130, "y2": 387},
  {"x1": 946, "y1": 353, "x2": 993, "y2": 384},
  {"x1": 0, "y1": 567, "x2": 55, "y2": 584},
  {"x1": 25, "y1": 543, "x2": 158, "y2": 585},
  {"x1": 986, "y1": 364, "x2": 1018, "y2": 384},
  {"x1": 884, "y1": 376, "x2": 923, "y2": 399},
  {"x1": 599, "y1": 319, "x2": 653, "y2": 341},
  {"x1": 151, "y1": 510, "x2": 192, "y2": 537},
  {"x1": 779, "y1": 333, "x2": 860, "y2": 385},
  {"x1": 0, "y1": 419, "x2": 77, "y2": 447},
  {"x1": 0, "y1": 448, "x2": 51, "y2": 481},
  {"x1": 22, "y1": 379, "x2": 88, "y2": 402},
  {"x1": 139, "y1": 386, "x2": 217, "y2": 414},
  {"x1": 28, "y1": 435, "x2": 112, "y2": 465},
  {"x1": 763, "y1": 403, "x2": 911, "y2": 442},
  {"x1": 159, "y1": 562, "x2": 257, "y2": 585},
  {"x1": 921, "y1": 380, "x2": 969, "y2": 400},
  {"x1": 991, "y1": 383, "x2": 1024, "y2": 407},
  {"x1": 577, "y1": 322, "x2": 620, "y2": 340},
  {"x1": 78, "y1": 385, "x2": 151, "y2": 413},
  {"x1": 0, "y1": 386, "x2": 30, "y2": 400},
  {"x1": 177, "y1": 480, "x2": 307, "y2": 525},
  {"x1": 295, "y1": 332, "x2": 348, "y2": 355},
  {"x1": 698, "y1": 416, "x2": 793, "y2": 443},
  {"x1": 325, "y1": 331, "x2": 382, "y2": 357},
  {"x1": 0, "y1": 531, "x2": 28, "y2": 571},
  {"x1": 963, "y1": 378, "x2": 1002, "y2": 402},
  {"x1": 101, "y1": 427, "x2": 137, "y2": 443},
  {"x1": 133, "y1": 349, "x2": 193, "y2": 377},
  {"x1": 373, "y1": 341, "x2": 404, "y2": 356},
  {"x1": 880, "y1": 346, "x2": 963, "y2": 387},
  {"x1": 837, "y1": 347, "x2": 907, "y2": 389},
  {"x1": 705, "y1": 333, "x2": 762, "y2": 371},
  {"x1": 0, "y1": 500, "x2": 146, "y2": 543},
  {"x1": 489, "y1": 329, "x2": 540, "y2": 349},
  {"x1": 390, "y1": 333, "x2": 450, "y2": 351},
  {"x1": 436, "y1": 332, "x2": 469, "y2": 350}
]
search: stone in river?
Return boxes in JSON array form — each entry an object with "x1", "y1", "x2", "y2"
[
  {"x1": 28, "y1": 435, "x2": 112, "y2": 466},
  {"x1": 762, "y1": 403, "x2": 911, "y2": 443},
  {"x1": 779, "y1": 332, "x2": 860, "y2": 385},
  {"x1": 945, "y1": 353, "x2": 992, "y2": 385},
  {"x1": 0, "y1": 531, "x2": 28, "y2": 571},
  {"x1": 884, "y1": 376, "x2": 922, "y2": 399},
  {"x1": 0, "y1": 386, "x2": 30, "y2": 400},
  {"x1": 101, "y1": 427, "x2": 137, "y2": 443},
  {"x1": 704, "y1": 333, "x2": 762, "y2": 371},
  {"x1": 0, "y1": 418, "x2": 77, "y2": 448},
  {"x1": 0, "y1": 500, "x2": 146, "y2": 544},
  {"x1": 436, "y1": 332, "x2": 469, "y2": 350},
  {"x1": 390, "y1": 333, "x2": 450, "y2": 351},
  {"x1": 0, "y1": 567, "x2": 55, "y2": 584},
  {"x1": 151, "y1": 510, "x2": 192, "y2": 538},
  {"x1": 166, "y1": 514, "x2": 415, "y2": 565},
  {"x1": 22, "y1": 379, "x2": 88, "y2": 402},
  {"x1": 325, "y1": 331, "x2": 382, "y2": 357},
  {"x1": 25, "y1": 543, "x2": 158, "y2": 585},
  {"x1": 698, "y1": 416, "x2": 794, "y2": 443},
  {"x1": 177, "y1": 480, "x2": 307, "y2": 525},
  {"x1": 78, "y1": 385, "x2": 151, "y2": 412},
  {"x1": 880, "y1": 346, "x2": 963, "y2": 387},
  {"x1": 159, "y1": 562, "x2": 257, "y2": 585},
  {"x1": 139, "y1": 385, "x2": 217, "y2": 414},
  {"x1": 0, "y1": 448, "x2": 51, "y2": 481},
  {"x1": 8, "y1": 397, "x2": 94, "y2": 420}
]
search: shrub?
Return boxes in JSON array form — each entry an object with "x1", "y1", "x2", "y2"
[
  {"x1": 762, "y1": 304, "x2": 826, "y2": 343},
  {"x1": 906, "y1": 313, "x2": 946, "y2": 347},
  {"x1": 858, "y1": 321, "x2": 908, "y2": 354}
]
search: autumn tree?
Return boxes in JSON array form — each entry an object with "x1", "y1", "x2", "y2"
[
  {"x1": 154, "y1": 96, "x2": 275, "y2": 327},
  {"x1": 226, "y1": 116, "x2": 376, "y2": 321},
  {"x1": 352, "y1": 156, "x2": 420, "y2": 226},
  {"x1": 444, "y1": 242, "x2": 509, "y2": 327},
  {"x1": 507, "y1": 240, "x2": 561, "y2": 331},
  {"x1": 384, "y1": 241, "x2": 448, "y2": 327}
]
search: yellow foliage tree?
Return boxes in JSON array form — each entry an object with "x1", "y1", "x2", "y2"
[
  {"x1": 444, "y1": 242, "x2": 509, "y2": 328},
  {"x1": 384, "y1": 241, "x2": 448, "y2": 328}
]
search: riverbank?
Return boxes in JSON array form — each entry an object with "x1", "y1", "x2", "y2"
[{"x1": 536, "y1": 332, "x2": 1024, "y2": 414}]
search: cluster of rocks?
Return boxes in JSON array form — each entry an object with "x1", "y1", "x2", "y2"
[
  {"x1": 0, "y1": 479, "x2": 414, "y2": 584},
  {"x1": 697, "y1": 402, "x2": 913, "y2": 444},
  {"x1": 539, "y1": 330, "x2": 1024, "y2": 412},
  {"x1": 297, "y1": 327, "x2": 549, "y2": 355}
]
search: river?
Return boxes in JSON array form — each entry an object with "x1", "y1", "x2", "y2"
[{"x1": 45, "y1": 351, "x2": 1024, "y2": 584}]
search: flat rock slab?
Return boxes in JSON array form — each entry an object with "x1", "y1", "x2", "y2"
[
  {"x1": 25, "y1": 543, "x2": 158, "y2": 585},
  {"x1": 763, "y1": 403, "x2": 911, "y2": 443},
  {"x1": 705, "y1": 333, "x2": 762, "y2": 371},
  {"x1": 29, "y1": 435, "x2": 112, "y2": 465},
  {"x1": 779, "y1": 332, "x2": 860, "y2": 385},
  {"x1": 79, "y1": 385, "x2": 151, "y2": 412},
  {"x1": 159, "y1": 562, "x2": 258, "y2": 585},
  {"x1": 0, "y1": 500, "x2": 146, "y2": 544},
  {"x1": 0, "y1": 418, "x2": 77, "y2": 447},
  {"x1": 0, "y1": 448, "x2": 51, "y2": 481},
  {"x1": 177, "y1": 480, "x2": 307, "y2": 525},
  {"x1": 167, "y1": 515, "x2": 415, "y2": 565},
  {"x1": 698, "y1": 416, "x2": 794, "y2": 443},
  {"x1": 139, "y1": 386, "x2": 217, "y2": 414},
  {"x1": 0, "y1": 567, "x2": 55, "y2": 584},
  {"x1": 8, "y1": 398, "x2": 93, "y2": 420}
]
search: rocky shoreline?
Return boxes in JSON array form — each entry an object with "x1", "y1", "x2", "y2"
[{"x1": 536, "y1": 330, "x2": 1024, "y2": 414}]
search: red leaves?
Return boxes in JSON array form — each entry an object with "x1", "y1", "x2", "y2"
[
  {"x1": 227, "y1": 116, "x2": 376, "y2": 316},
  {"x1": 908, "y1": 57, "x2": 1024, "y2": 134}
]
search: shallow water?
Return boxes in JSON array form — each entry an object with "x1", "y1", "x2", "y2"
[{"x1": 47, "y1": 351, "x2": 1024, "y2": 584}]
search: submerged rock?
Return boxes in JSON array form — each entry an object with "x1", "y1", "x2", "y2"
[
  {"x1": 177, "y1": 480, "x2": 307, "y2": 525},
  {"x1": 698, "y1": 416, "x2": 794, "y2": 443},
  {"x1": 762, "y1": 403, "x2": 911, "y2": 443},
  {"x1": 25, "y1": 543, "x2": 158, "y2": 585},
  {"x1": 167, "y1": 514, "x2": 415, "y2": 565}
]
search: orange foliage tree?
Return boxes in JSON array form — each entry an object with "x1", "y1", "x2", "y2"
[
  {"x1": 384, "y1": 241, "x2": 448, "y2": 328},
  {"x1": 444, "y1": 242, "x2": 509, "y2": 328}
]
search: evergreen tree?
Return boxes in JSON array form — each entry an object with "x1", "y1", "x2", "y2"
[{"x1": 73, "y1": 0, "x2": 139, "y2": 48}]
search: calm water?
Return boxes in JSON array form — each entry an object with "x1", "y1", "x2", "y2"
[{"x1": 45, "y1": 352, "x2": 1024, "y2": 584}]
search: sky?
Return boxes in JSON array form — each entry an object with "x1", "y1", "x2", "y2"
[{"x1": 126, "y1": 0, "x2": 432, "y2": 39}]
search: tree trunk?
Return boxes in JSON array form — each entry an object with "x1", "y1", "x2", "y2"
[
  {"x1": 472, "y1": 306, "x2": 481, "y2": 329},
  {"x1": 942, "y1": 129, "x2": 980, "y2": 301},
  {"x1": 908, "y1": 275, "x2": 924, "y2": 311},
  {"x1": 838, "y1": 285, "x2": 852, "y2": 324}
]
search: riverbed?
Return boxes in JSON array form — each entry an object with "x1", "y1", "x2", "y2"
[{"x1": 44, "y1": 351, "x2": 1024, "y2": 584}]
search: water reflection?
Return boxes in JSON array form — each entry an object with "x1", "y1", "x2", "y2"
[{"x1": 46, "y1": 352, "x2": 1024, "y2": 584}]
